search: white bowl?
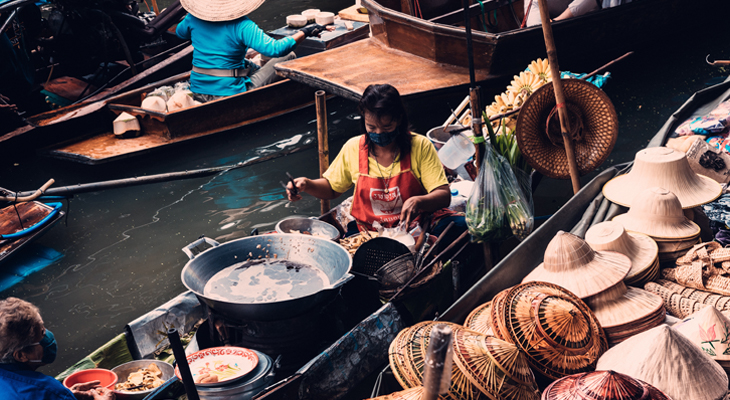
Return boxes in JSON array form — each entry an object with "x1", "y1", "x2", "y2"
[
  {"x1": 315, "y1": 11, "x2": 335, "y2": 25},
  {"x1": 286, "y1": 15, "x2": 307, "y2": 28},
  {"x1": 301, "y1": 9, "x2": 320, "y2": 22}
]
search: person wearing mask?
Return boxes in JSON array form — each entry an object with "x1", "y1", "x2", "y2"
[
  {"x1": 0, "y1": 297, "x2": 114, "y2": 400},
  {"x1": 523, "y1": 0, "x2": 600, "y2": 27},
  {"x1": 176, "y1": 0, "x2": 326, "y2": 102},
  {"x1": 286, "y1": 83, "x2": 465, "y2": 236}
]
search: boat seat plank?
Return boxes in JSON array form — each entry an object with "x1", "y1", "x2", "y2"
[{"x1": 275, "y1": 39, "x2": 489, "y2": 101}]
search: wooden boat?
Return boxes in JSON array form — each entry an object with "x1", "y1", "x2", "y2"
[
  {"x1": 275, "y1": 0, "x2": 728, "y2": 101},
  {"x1": 0, "y1": 197, "x2": 65, "y2": 266},
  {"x1": 41, "y1": 21, "x2": 370, "y2": 165}
]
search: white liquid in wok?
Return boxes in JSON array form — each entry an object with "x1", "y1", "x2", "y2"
[{"x1": 203, "y1": 259, "x2": 330, "y2": 303}]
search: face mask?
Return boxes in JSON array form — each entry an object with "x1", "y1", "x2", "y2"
[
  {"x1": 26, "y1": 329, "x2": 57, "y2": 364},
  {"x1": 367, "y1": 128, "x2": 400, "y2": 147}
]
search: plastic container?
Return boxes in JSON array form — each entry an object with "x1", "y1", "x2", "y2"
[
  {"x1": 315, "y1": 11, "x2": 335, "y2": 25},
  {"x1": 438, "y1": 132, "x2": 475, "y2": 169},
  {"x1": 301, "y1": 9, "x2": 320, "y2": 22},
  {"x1": 286, "y1": 15, "x2": 308, "y2": 28},
  {"x1": 426, "y1": 125, "x2": 472, "y2": 150},
  {"x1": 449, "y1": 188, "x2": 468, "y2": 213},
  {"x1": 63, "y1": 368, "x2": 118, "y2": 389}
]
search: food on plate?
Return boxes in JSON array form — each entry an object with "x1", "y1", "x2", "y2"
[{"x1": 115, "y1": 363, "x2": 166, "y2": 392}]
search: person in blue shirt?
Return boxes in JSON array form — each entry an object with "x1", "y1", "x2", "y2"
[
  {"x1": 176, "y1": 0, "x2": 325, "y2": 100},
  {"x1": 0, "y1": 297, "x2": 114, "y2": 400}
]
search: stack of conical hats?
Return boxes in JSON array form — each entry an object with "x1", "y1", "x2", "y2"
[
  {"x1": 585, "y1": 221, "x2": 659, "y2": 286},
  {"x1": 493, "y1": 282, "x2": 608, "y2": 379},
  {"x1": 463, "y1": 301, "x2": 493, "y2": 335},
  {"x1": 596, "y1": 325, "x2": 729, "y2": 400},
  {"x1": 522, "y1": 231, "x2": 631, "y2": 298},
  {"x1": 674, "y1": 305, "x2": 730, "y2": 375},
  {"x1": 613, "y1": 187, "x2": 701, "y2": 263},
  {"x1": 584, "y1": 280, "x2": 666, "y2": 345},
  {"x1": 388, "y1": 321, "x2": 539, "y2": 400},
  {"x1": 602, "y1": 146, "x2": 722, "y2": 209},
  {"x1": 541, "y1": 370, "x2": 672, "y2": 400}
]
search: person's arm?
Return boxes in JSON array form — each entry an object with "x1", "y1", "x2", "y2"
[
  {"x1": 553, "y1": 6, "x2": 574, "y2": 20},
  {"x1": 287, "y1": 177, "x2": 342, "y2": 201},
  {"x1": 556, "y1": 0, "x2": 600, "y2": 21},
  {"x1": 175, "y1": 15, "x2": 192, "y2": 40},
  {"x1": 400, "y1": 185, "x2": 450, "y2": 226}
]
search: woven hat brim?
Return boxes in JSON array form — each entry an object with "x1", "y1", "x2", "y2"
[
  {"x1": 515, "y1": 79, "x2": 618, "y2": 180},
  {"x1": 588, "y1": 287, "x2": 664, "y2": 329},
  {"x1": 603, "y1": 173, "x2": 722, "y2": 209},
  {"x1": 180, "y1": 0, "x2": 266, "y2": 21},
  {"x1": 623, "y1": 232, "x2": 659, "y2": 280},
  {"x1": 523, "y1": 251, "x2": 631, "y2": 298},
  {"x1": 612, "y1": 213, "x2": 700, "y2": 240}
]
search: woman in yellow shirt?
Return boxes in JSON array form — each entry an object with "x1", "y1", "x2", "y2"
[{"x1": 287, "y1": 84, "x2": 461, "y2": 233}]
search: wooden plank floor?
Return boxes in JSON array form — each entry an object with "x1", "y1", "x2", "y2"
[{"x1": 275, "y1": 39, "x2": 490, "y2": 101}]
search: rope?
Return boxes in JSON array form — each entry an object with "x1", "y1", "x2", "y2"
[{"x1": 477, "y1": 0, "x2": 488, "y2": 31}]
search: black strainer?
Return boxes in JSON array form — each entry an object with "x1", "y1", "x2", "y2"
[{"x1": 351, "y1": 237, "x2": 411, "y2": 279}]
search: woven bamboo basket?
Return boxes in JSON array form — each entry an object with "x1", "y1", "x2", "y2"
[
  {"x1": 503, "y1": 282, "x2": 608, "y2": 380},
  {"x1": 463, "y1": 301, "x2": 492, "y2": 335},
  {"x1": 644, "y1": 281, "x2": 705, "y2": 318},
  {"x1": 662, "y1": 267, "x2": 730, "y2": 296},
  {"x1": 522, "y1": 231, "x2": 631, "y2": 299},
  {"x1": 541, "y1": 370, "x2": 672, "y2": 400},
  {"x1": 490, "y1": 289, "x2": 513, "y2": 342},
  {"x1": 367, "y1": 386, "x2": 425, "y2": 400},
  {"x1": 656, "y1": 279, "x2": 730, "y2": 310},
  {"x1": 602, "y1": 147, "x2": 722, "y2": 209},
  {"x1": 585, "y1": 221, "x2": 659, "y2": 286},
  {"x1": 596, "y1": 325, "x2": 729, "y2": 400},
  {"x1": 451, "y1": 328, "x2": 539, "y2": 400},
  {"x1": 515, "y1": 78, "x2": 618, "y2": 180}
]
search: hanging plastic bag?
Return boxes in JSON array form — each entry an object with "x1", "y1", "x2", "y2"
[{"x1": 465, "y1": 144, "x2": 534, "y2": 242}]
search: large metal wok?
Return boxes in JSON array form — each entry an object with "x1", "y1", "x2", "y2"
[{"x1": 181, "y1": 235, "x2": 353, "y2": 321}]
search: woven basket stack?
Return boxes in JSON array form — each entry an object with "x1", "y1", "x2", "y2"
[
  {"x1": 387, "y1": 321, "x2": 540, "y2": 400},
  {"x1": 541, "y1": 370, "x2": 671, "y2": 400}
]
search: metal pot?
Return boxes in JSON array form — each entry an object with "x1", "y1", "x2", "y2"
[
  {"x1": 181, "y1": 235, "x2": 353, "y2": 321},
  {"x1": 274, "y1": 217, "x2": 340, "y2": 241},
  {"x1": 194, "y1": 349, "x2": 274, "y2": 400},
  {"x1": 111, "y1": 360, "x2": 175, "y2": 400}
]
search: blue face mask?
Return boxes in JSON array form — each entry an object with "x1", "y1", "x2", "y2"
[
  {"x1": 367, "y1": 128, "x2": 400, "y2": 147},
  {"x1": 26, "y1": 329, "x2": 57, "y2": 364}
]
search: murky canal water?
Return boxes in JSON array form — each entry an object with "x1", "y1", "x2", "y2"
[{"x1": 0, "y1": 0, "x2": 729, "y2": 382}]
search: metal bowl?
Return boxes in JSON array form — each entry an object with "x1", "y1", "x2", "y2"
[
  {"x1": 112, "y1": 360, "x2": 175, "y2": 400},
  {"x1": 275, "y1": 217, "x2": 340, "y2": 240}
]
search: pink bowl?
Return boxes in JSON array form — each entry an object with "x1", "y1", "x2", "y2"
[{"x1": 63, "y1": 368, "x2": 118, "y2": 389}]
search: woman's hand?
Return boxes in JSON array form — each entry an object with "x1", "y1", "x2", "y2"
[
  {"x1": 71, "y1": 381, "x2": 114, "y2": 400},
  {"x1": 286, "y1": 177, "x2": 309, "y2": 201},
  {"x1": 400, "y1": 196, "x2": 422, "y2": 227}
]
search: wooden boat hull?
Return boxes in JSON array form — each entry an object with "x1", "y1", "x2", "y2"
[
  {"x1": 43, "y1": 74, "x2": 319, "y2": 164},
  {"x1": 0, "y1": 200, "x2": 64, "y2": 266},
  {"x1": 276, "y1": 0, "x2": 728, "y2": 100}
]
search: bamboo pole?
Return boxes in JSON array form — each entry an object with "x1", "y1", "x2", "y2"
[
  {"x1": 421, "y1": 324, "x2": 453, "y2": 400},
  {"x1": 316, "y1": 90, "x2": 331, "y2": 215},
  {"x1": 537, "y1": 0, "x2": 580, "y2": 194},
  {"x1": 150, "y1": 0, "x2": 161, "y2": 15},
  {"x1": 470, "y1": 87, "x2": 484, "y2": 172}
]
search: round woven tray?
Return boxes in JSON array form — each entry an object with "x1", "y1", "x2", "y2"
[
  {"x1": 464, "y1": 301, "x2": 492, "y2": 335},
  {"x1": 516, "y1": 79, "x2": 618, "y2": 179}
]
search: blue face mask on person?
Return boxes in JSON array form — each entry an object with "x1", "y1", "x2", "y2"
[
  {"x1": 367, "y1": 128, "x2": 400, "y2": 147},
  {"x1": 26, "y1": 329, "x2": 57, "y2": 364}
]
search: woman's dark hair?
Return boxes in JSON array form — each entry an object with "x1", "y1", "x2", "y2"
[{"x1": 358, "y1": 84, "x2": 412, "y2": 156}]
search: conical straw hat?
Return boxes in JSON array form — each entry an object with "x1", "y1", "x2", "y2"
[
  {"x1": 596, "y1": 325, "x2": 729, "y2": 400},
  {"x1": 603, "y1": 147, "x2": 722, "y2": 208},
  {"x1": 675, "y1": 305, "x2": 730, "y2": 362},
  {"x1": 612, "y1": 187, "x2": 701, "y2": 240},
  {"x1": 504, "y1": 282, "x2": 608, "y2": 379},
  {"x1": 464, "y1": 301, "x2": 493, "y2": 335},
  {"x1": 584, "y1": 282, "x2": 665, "y2": 345},
  {"x1": 180, "y1": 0, "x2": 266, "y2": 22},
  {"x1": 585, "y1": 221, "x2": 658, "y2": 284},
  {"x1": 490, "y1": 289, "x2": 513, "y2": 341},
  {"x1": 542, "y1": 371, "x2": 672, "y2": 400},
  {"x1": 452, "y1": 329, "x2": 539, "y2": 400},
  {"x1": 523, "y1": 231, "x2": 631, "y2": 298},
  {"x1": 367, "y1": 386, "x2": 424, "y2": 400}
]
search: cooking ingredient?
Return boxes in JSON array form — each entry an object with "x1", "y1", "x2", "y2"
[
  {"x1": 167, "y1": 91, "x2": 196, "y2": 112},
  {"x1": 339, "y1": 232, "x2": 378, "y2": 255},
  {"x1": 195, "y1": 373, "x2": 219, "y2": 384},
  {"x1": 113, "y1": 112, "x2": 141, "y2": 138},
  {"x1": 289, "y1": 229, "x2": 330, "y2": 239},
  {"x1": 203, "y1": 259, "x2": 329, "y2": 303},
  {"x1": 115, "y1": 363, "x2": 165, "y2": 392},
  {"x1": 141, "y1": 96, "x2": 167, "y2": 112}
]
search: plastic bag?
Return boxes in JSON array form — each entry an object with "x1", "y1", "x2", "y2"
[{"x1": 465, "y1": 145, "x2": 534, "y2": 242}]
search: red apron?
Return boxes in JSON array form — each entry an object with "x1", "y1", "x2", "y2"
[{"x1": 350, "y1": 136, "x2": 457, "y2": 230}]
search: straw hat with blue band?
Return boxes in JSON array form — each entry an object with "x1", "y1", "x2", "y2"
[{"x1": 180, "y1": 0, "x2": 266, "y2": 21}]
